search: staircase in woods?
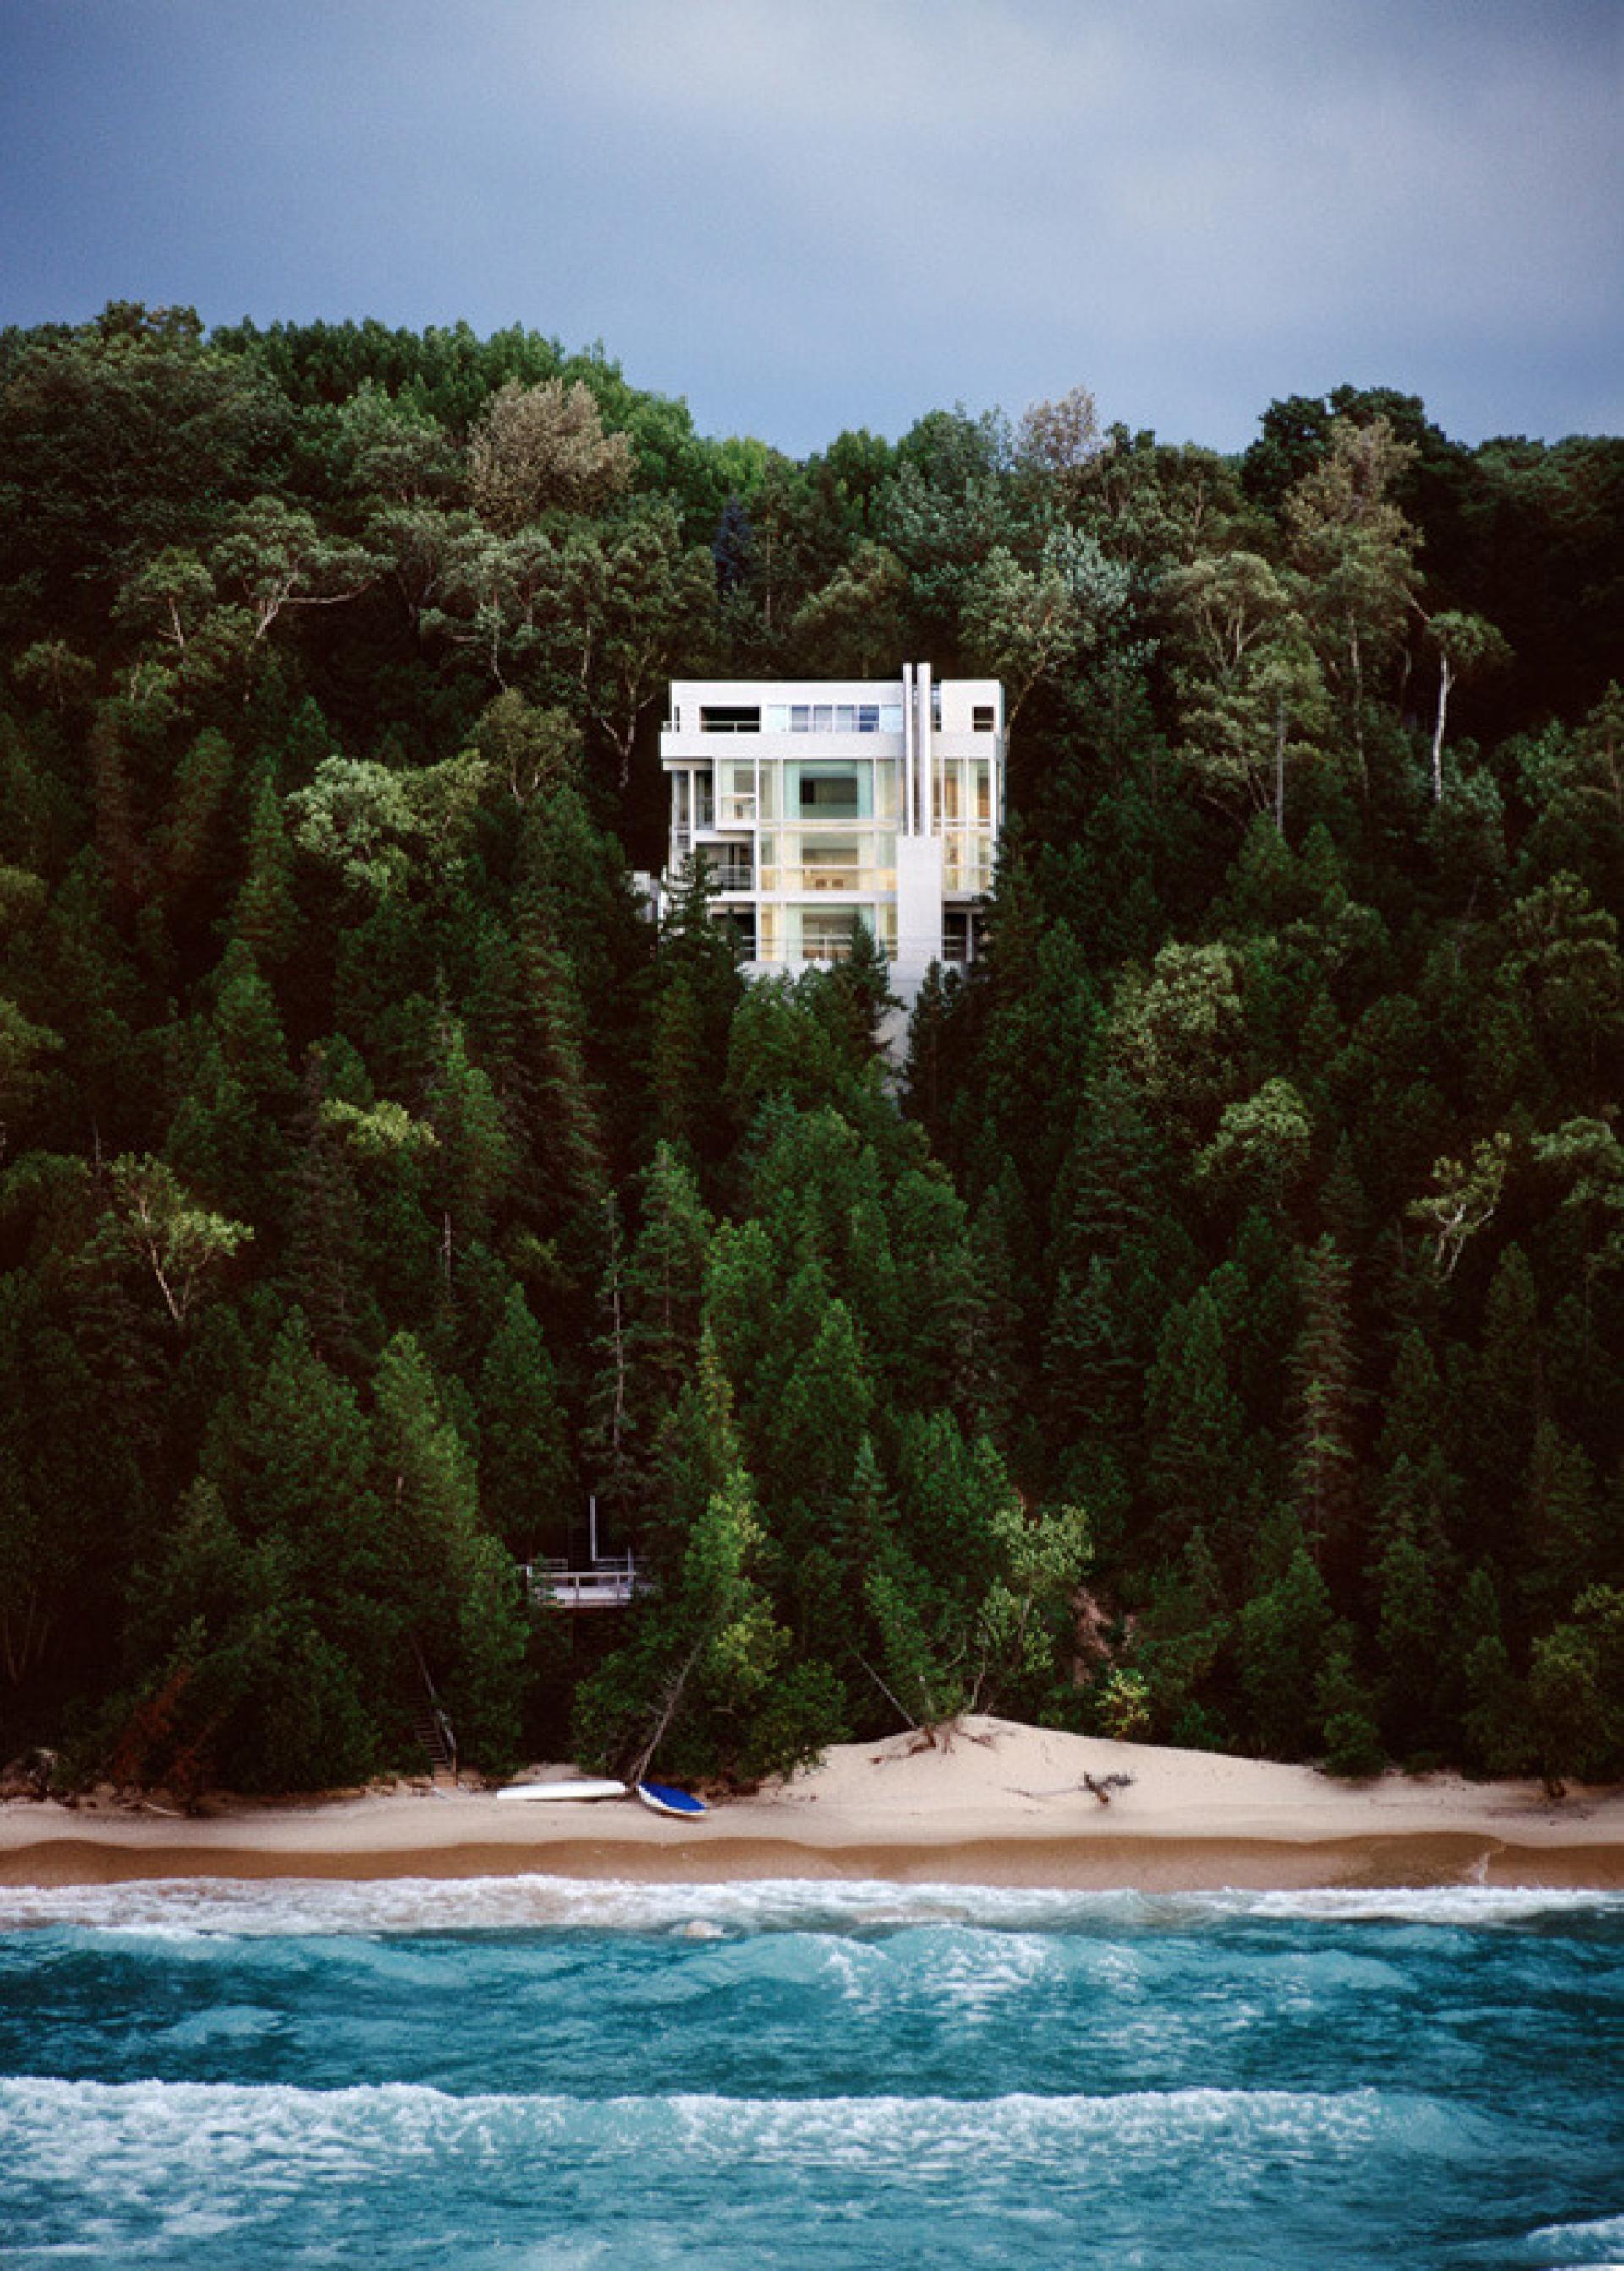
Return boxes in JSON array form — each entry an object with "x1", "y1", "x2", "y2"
[{"x1": 411, "y1": 1649, "x2": 458, "y2": 1786}]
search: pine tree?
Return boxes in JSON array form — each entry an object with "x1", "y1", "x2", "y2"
[
  {"x1": 901, "y1": 959, "x2": 962, "y2": 1155},
  {"x1": 754, "y1": 1277, "x2": 875, "y2": 1566},
  {"x1": 446, "y1": 1533, "x2": 531, "y2": 1771},
  {"x1": 1522, "y1": 1417, "x2": 1598, "y2": 1626},
  {"x1": 278, "y1": 1048, "x2": 378, "y2": 1369},
  {"x1": 963, "y1": 1183, "x2": 1024, "y2": 1441},
  {"x1": 624, "y1": 1143, "x2": 713, "y2": 1407},
  {"x1": 371, "y1": 1330, "x2": 483, "y2": 1663},
  {"x1": 424, "y1": 1015, "x2": 513, "y2": 1282},
  {"x1": 1239, "y1": 1539, "x2": 1336, "y2": 1758},
  {"x1": 1374, "y1": 1517, "x2": 1445, "y2": 1756},
  {"x1": 1144, "y1": 1286, "x2": 1246, "y2": 1567},
  {"x1": 1288, "y1": 1234, "x2": 1363, "y2": 1574},
  {"x1": 1452, "y1": 1567, "x2": 1528, "y2": 1775},
  {"x1": 232, "y1": 760, "x2": 299, "y2": 969},
  {"x1": 476, "y1": 1285, "x2": 576, "y2": 1561},
  {"x1": 1463, "y1": 1242, "x2": 1542, "y2": 1558}
]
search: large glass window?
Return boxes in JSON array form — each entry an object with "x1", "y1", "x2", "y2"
[
  {"x1": 700, "y1": 706, "x2": 760, "y2": 732},
  {"x1": 801, "y1": 774, "x2": 859, "y2": 818},
  {"x1": 793, "y1": 762, "x2": 868, "y2": 819},
  {"x1": 798, "y1": 908, "x2": 861, "y2": 962},
  {"x1": 803, "y1": 835, "x2": 860, "y2": 890}
]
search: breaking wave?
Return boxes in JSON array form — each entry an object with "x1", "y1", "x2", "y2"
[{"x1": 3, "y1": 1873, "x2": 1620, "y2": 1939}]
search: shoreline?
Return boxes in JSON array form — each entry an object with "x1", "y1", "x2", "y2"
[
  {"x1": 6, "y1": 1832, "x2": 1624, "y2": 1893},
  {"x1": 5, "y1": 1717, "x2": 1622, "y2": 1893}
]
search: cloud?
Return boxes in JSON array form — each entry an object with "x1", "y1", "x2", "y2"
[{"x1": 1, "y1": 0, "x2": 1618, "y2": 450}]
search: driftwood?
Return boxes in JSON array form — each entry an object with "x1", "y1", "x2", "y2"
[{"x1": 1012, "y1": 1772, "x2": 1137, "y2": 1806}]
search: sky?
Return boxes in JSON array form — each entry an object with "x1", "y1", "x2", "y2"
[{"x1": 2, "y1": 0, "x2": 1620, "y2": 456}]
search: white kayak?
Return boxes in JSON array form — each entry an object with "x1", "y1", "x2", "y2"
[{"x1": 495, "y1": 1778, "x2": 628, "y2": 1804}]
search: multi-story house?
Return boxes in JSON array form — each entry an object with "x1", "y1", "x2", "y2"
[{"x1": 658, "y1": 665, "x2": 1004, "y2": 996}]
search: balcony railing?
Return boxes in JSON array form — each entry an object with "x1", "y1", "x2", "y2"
[{"x1": 526, "y1": 1555, "x2": 638, "y2": 1610}]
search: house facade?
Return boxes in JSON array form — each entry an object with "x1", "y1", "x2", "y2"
[{"x1": 659, "y1": 666, "x2": 1004, "y2": 996}]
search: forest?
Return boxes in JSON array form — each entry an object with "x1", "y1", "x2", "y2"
[{"x1": 0, "y1": 301, "x2": 1621, "y2": 1795}]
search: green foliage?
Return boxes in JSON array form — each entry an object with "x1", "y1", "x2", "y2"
[{"x1": 1, "y1": 304, "x2": 1620, "y2": 1792}]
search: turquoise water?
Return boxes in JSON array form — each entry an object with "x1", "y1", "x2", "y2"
[{"x1": 2, "y1": 1878, "x2": 1621, "y2": 2268}]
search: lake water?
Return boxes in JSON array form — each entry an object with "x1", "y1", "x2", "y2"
[{"x1": 2, "y1": 1876, "x2": 1621, "y2": 2268}]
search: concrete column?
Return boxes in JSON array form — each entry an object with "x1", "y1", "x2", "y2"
[{"x1": 901, "y1": 663, "x2": 915, "y2": 835}]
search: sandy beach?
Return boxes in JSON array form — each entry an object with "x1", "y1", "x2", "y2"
[{"x1": 3, "y1": 1717, "x2": 1621, "y2": 1890}]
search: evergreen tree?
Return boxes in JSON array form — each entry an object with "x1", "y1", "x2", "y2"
[
  {"x1": 1287, "y1": 1235, "x2": 1363, "y2": 1574},
  {"x1": 1239, "y1": 1536, "x2": 1335, "y2": 1758},
  {"x1": 1144, "y1": 1287, "x2": 1246, "y2": 1568},
  {"x1": 477, "y1": 1285, "x2": 576, "y2": 1561}
]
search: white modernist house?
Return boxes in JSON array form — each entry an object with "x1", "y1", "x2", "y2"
[{"x1": 659, "y1": 667, "x2": 1004, "y2": 997}]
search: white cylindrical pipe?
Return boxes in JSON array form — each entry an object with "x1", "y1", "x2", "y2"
[{"x1": 919, "y1": 662, "x2": 933, "y2": 833}]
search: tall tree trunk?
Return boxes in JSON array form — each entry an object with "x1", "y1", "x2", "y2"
[
  {"x1": 1347, "y1": 620, "x2": 1369, "y2": 808},
  {"x1": 1430, "y1": 651, "x2": 1454, "y2": 805}
]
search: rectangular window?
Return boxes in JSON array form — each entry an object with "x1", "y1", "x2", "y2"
[
  {"x1": 700, "y1": 705, "x2": 761, "y2": 732},
  {"x1": 799, "y1": 771, "x2": 861, "y2": 819},
  {"x1": 764, "y1": 705, "x2": 791, "y2": 733},
  {"x1": 799, "y1": 908, "x2": 861, "y2": 963},
  {"x1": 803, "y1": 834, "x2": 860, "y2": 890},
  {"x1": 973, "y1": 705, "x2": 996, "y2": 733},
  {"x1": 880, "y1": 704, "x2": 903, "y2": 732}
]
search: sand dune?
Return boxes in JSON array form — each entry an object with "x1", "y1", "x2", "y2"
[{"x1": 3, "y1": 1717, "x2": 1622, "y2": 1889}]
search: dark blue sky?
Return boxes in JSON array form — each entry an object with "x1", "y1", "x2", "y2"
[{"x1": 3, "y1": 1, "x2": 1619, "y2": 453}]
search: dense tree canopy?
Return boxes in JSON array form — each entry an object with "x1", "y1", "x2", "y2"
[{"x1": 1, "y1": 305, "x2": 1621, "y2": 1793}]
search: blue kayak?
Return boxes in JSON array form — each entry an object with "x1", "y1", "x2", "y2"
[{"x1": 636, "y1": 1780, "x2": 708, "y2": 1818}]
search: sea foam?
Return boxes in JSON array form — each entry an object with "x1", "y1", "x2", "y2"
[{"x1": 1, "y1": 1873, "x2": 1619, "y2": 1940}]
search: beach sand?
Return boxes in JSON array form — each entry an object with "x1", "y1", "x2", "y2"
[{"x1": 3, "y1": 1717, "x2": 1621, "y2": 1890}]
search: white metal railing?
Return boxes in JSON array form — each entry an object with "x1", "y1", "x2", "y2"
[{"x1": 527, "y1": 1556, "x2": 638, "y2": 1610}]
